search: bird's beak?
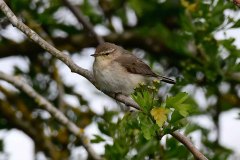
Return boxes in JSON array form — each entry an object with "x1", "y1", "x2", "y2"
[{"x1": 90, "y1": 53, "x2": 99, "y2": 57}]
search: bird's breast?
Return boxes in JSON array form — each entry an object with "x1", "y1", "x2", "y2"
[{"x1": 93, "y1": 60, "x2": 145, "y2": 95}]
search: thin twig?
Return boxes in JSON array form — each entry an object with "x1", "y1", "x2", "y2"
[
  {"x1": 171, "y1": 131, "x2": 208, "y2": 160},
  {"x1": 0, "y1": 71, "x2": 101, "y2": 160},
  {"x1": 62, "y1": 0, "x2": 104, "y2": 44},
  {"x1": 0, "y1": 1, "x2": 207, "y2": 159}
]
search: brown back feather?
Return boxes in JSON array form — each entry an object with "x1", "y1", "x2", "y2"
[{"x1": 114, "y1": 53, "x2": 158, "y2": 77}]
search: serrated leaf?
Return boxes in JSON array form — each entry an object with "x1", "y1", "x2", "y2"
[
  {"x1": 138, "y1": 113, "x2": 156, "y2": 140},
  {"x1": 166, "y1": 92, "x2": 189, "y2": 107},
  {"x1": 132, "y1": 84, "x2": 157, "y2": 112},
  {"x1": 150, "y1": 107, "x2": 170, "y2": 127}
]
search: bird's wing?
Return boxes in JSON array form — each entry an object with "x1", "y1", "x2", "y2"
[
  {"x1": 114, "y1": 53, "x2": 158, "y2": 77},
  {"x1": 114, "y1": 52, "x2": 176, "y2": 84}
]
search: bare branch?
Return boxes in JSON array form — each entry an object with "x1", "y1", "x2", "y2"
[
  {"x1": 62, "y1": 0, "x2": 104, "y2": 44},
  {"x1": 0, "y1": 0, "x2": 136, "y2": 110},
  {"x1": 0, "y1": 71, "x2": 101, "y2": 160},
  {"x1": 171, "y1": 131, "x2": 208, "y2": 160},
  {"x1": 0, "y1": 0, "x2": 95, "y2": 84}
]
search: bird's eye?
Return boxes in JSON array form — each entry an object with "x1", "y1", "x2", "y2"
[{"x1": 105, "y1": 53, "x2": 109, "y2": 56}]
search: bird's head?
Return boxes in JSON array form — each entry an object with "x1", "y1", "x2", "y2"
[{"x1": 91, "y1": 42, "x2": 122, "y2": 61}]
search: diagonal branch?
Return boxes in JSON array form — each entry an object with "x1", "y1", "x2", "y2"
[
  {"x1": 0, "y1": 71, "x2": 101, "y2": 160},
  {"x1": 0, "y1": 0, "x2": 139, "y2": 110},
  {"x1": 171, "y1": 131, "x2": 208, "y2": 160},
  {"x1": 0, "y1": 99, "x2": 63, "y2": 159},
  {"x1": 0, "y1": 1, "x2": 94, "y2": 83},
  {"x1": 61, "y1": 0, "x2": 104, "y2": 44},
  {"x1": 0, "y1": 1, "x2": 207, "y2": 159}
]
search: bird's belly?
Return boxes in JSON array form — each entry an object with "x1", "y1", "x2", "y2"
[{"x1": 94, "y1": 64, "x2": 145, "y2": 95}]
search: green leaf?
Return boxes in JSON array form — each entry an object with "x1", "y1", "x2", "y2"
[
  {"x1": 138, "y1": 113, "x2": 156, "y2": 140},
  {"x1": 141, "y1": 125, "x2": 153, "y2": 140},
  {"x1": 90, "y1": 135, "x2": 105, "y2": 143},
  {"x1": 170, "y1": 110, "x2": 185, "y2": 123},
  {"x1": 131, "y1": 83, "x2": 158, "y2": 112},
  {"x1": 166, "y1": 92, "x2": 194, "y2": 118},
  {"x1": 166, "y1": 92, "x2": 189, "y2": 108},
  {"x1": 177, "y1": 104, "x2": 192, "y2": 117}
]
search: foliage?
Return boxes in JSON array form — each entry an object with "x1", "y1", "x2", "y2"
[
  {"x1": 0, "y1": 0, "x2": 239, "y2": 159},
  {"x1": 95, "y1": 82, "x2": 233, "y2": 159},
  {"x1": 95, "y1": 82, "x2": 196, "y2": 159}
]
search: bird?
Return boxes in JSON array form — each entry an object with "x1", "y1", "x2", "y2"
[{"x1": 91, "y1": 42, "x2": 175, "y2": 96}]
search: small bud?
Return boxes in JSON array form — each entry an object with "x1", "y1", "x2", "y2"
[
  {"x1": 147, "y1": 86, "x2": 156, "y2": 90},
  {"x1": 153, "y1": 79, "x2": 160, "y2": 84}
]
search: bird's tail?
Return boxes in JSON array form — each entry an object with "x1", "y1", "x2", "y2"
[{"x1": 158, "y1": 75, "x2": 176, "y2": 84}]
